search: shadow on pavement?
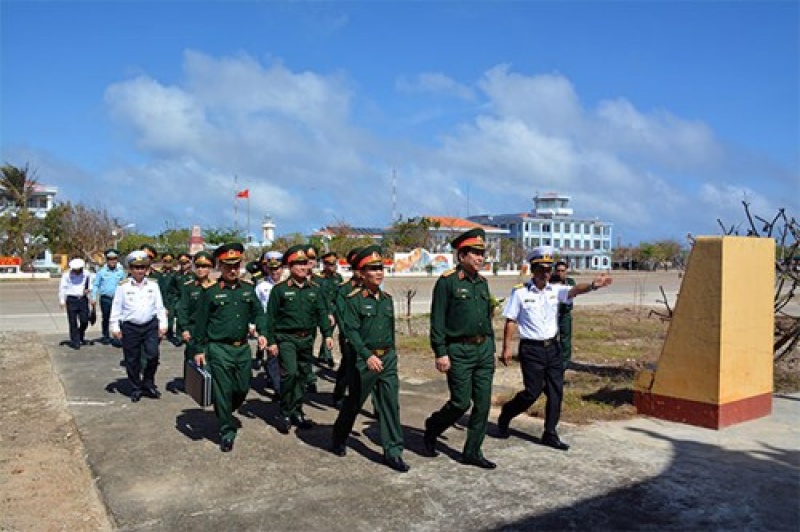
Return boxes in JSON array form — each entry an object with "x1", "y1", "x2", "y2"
[{"x1": 493, "y1": 428, "x2": 800, "y2": 531}]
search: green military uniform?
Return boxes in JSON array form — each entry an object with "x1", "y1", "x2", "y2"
[
  {"x1": 331, "y1": 247, "x2": 406, "y2": 469},
  {"x1": 556, "y1": 276, "x2": 576, "y2": 370},
  {"x1": 332, "y1": 274, "x2": 360, "y2": 404},
  {"x1": 265, "y1": 245, "x2": 333, "y2": 428},
  {"x1": 314, "y1": 256, "x2": 343, "y2": 367},
  {"x1": 157, "y1": 253, "x2": 181, "y2": 342},
  {"x1": 176, "y1": 251, "x2": 216, "y2": 362},
  {"x1": 194, "y1": 244, "x2": 266, "y2": 447},
  {"x1": 424, "y1": 228, "x2": 496, "y2": 466}
]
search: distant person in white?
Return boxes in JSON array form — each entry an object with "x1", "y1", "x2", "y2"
[
  {"x1": 58, "y1": 257, "x2": 94, "y2": 350},
  {"x1": 254, "y1": 250, "x2": 284, "y2": 397},
  {"x1": 110, "y1": 250, "x2": 168, "y2": 402}
]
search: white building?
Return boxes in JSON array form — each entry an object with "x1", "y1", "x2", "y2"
[
  {"x1": 0, "y1": 183, "x2": 59, "y2": 270},
  {"x1": 468, "y1": 192, "x2": 613, "y2": 270}
]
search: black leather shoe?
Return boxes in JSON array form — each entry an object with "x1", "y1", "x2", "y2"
[
  {"x1": 384, "y1": 455, "x2": 410, "y2": 473},
  {"x1": 541, "y1": 433, "x2": 570, "y2": 451},
  {"x1": 143, "y1": 386, "x2": 161, "y2": 399},
  {"x1": 69, "y1": 342, "x2": 81, "y2": 350},
  {"x1": 422, "y1": 423, "x2": 438, "y2": 457},
  {"x1": 330, "y1": 442, "x2": 347, "y2": 457},
  {"x1": 496, "y1": 411, "x2": 511, "y2": 439},
  {"x1": 323, "y1": 358, "x2": 335, "y2": 368},
  {"x1": 220, "y1": 438, "x2": 234, "y2": 452},
  {"x1": 306, "y1": 383, "x2": 318, "y2": 394},
  {"x1": 80, "y1": 340, "x2": 94, "y2": 346},
  {"x1": 276, "y1": 416, "x2": 291, "y2": 434},
  {"x1": 130, "y1": 390, "x2": 142, "y2": 403},
  {"x1": 463, "y1": 456, "x2": 497, "y2": 469},
  {"x1": 171, "y1": 338, "x2": 183, "y2": 347},
  {"x1": 99, "y1": 337, "x2": 111, "y2": 345},
  {"x1": 291, "y1": 414, "x2": 314, "y2": 430}
]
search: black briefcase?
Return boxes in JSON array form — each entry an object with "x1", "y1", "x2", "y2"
[{"x1": 185, "y1": 360, "x2": 212, "y2": 407}]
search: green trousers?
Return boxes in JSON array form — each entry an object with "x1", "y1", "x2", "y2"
[
  {"x1": 558, "y1": 311, "x2": 573, "y2": 370},
  {"x1": 207, "y1": 342, "x2": 252, "y2": 441},
  {"x1": 426, "y1": 339, "x2": 495, "y2": 460},
  {"x1": 277, "y1": 334, "x2": 314, "y2": 418},
  {"x1": 332, "y1": 351, "x2": 403, "y2": 458}
]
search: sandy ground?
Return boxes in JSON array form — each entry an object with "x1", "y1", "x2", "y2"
[{"x1": 0, "y1": 331, "x2": 113, "y2": 531}]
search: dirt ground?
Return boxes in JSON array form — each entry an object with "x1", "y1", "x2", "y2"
[
  {"x1": 1, "y1": 306, "x2": 796, "y2": 531},
  {"x1": 0, "y1": 332, "x2": 113, "y2": 531}
]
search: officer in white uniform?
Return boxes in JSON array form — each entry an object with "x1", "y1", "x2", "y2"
[
  {"x1": 110, "y1": 250, "x2": 168, "y2": 402},
  {"x1": 254, "y1": 250, "x2": 283, "y2": 397},
  {"x1": 497, "y1": 246, "x2": 612, "y2": 450},
  {"x1": 58, "y1": 258, "x2": 94, "y2": 350}
]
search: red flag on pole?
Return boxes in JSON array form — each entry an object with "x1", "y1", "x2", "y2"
[{"x1": 236, "y1": 189, "x2": 249, "y2": 199}]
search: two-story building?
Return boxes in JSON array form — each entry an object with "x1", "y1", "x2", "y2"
[
  {"x1": 0, "y1": 183, "x2": 60, "y2": 270},
  {"x1": 468, "y1": 192, "x2": 613, "y2": 270}
]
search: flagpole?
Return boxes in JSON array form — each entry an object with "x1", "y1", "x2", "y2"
[
  {"x1": 234, "y1": 175, "x2": 239, "y2": 234},
  {"x1": 247, "y1": 195, "x2": 251, "y2": 244}
]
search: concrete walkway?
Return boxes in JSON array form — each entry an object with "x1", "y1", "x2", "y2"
[
  {"x1": 47, "y1": 336, "x2": 799, "y2": 531},
  {"x1": 2, "y1": 277, "x2": 798, "y2": 530}
]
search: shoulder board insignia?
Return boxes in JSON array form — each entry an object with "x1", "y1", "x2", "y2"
[
  {"x1": 338, "y1": 279, "x2": 350, "y2": 286},
  {"x1": 441, "y1": 268, "x2": 457, "y2": 278},
  {"x1": 240, "y1": 278, "x2": 254, "y2": 285},
  {"x1": 119, "y1": 278, "x2": 131, "y2": 286},
  {"x1": 381, "y1": 290, "x2": 392, "y2": 299},
  {"x1": 513, "y1": 283, "x2": 524, "y2": 289},
  {"x1": 309, "y1": 279, "x2": 320, "y2": 287},
  {"x1": 183, "y1": 278, "x2": 195, "y2": 286},
  {"x1": 347, "y1": 287, "x2": 362, "y2": 298},
  {"x1": 202, "y1": 279, "x2": 217, "y2": 288}
]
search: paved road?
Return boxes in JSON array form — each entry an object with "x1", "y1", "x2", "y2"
[{"x1": 0, "y1": 271, "x2": 684, "y2": 335}]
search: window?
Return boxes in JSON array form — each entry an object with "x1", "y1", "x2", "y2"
[
  {"x1": 554, "y1": 222, "x2": 561, "y2": 233},
  {"x1": 554, "y1": 239, "x2": 561, "y2": 248},
  {"x1": 542, "y1": 224, "x2": 551, "y2": 233},
  {"x1": 564, "y1": 239, "x2": 571, "y2": 249}
]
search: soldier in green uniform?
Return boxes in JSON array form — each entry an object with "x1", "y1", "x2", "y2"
[
  {"x1": 175, "y1": 253, "x2": 194, "y2": 286},
  {"x1": 167, "y1": 251, "x2": 215, "y2": 393},
  {"x1": 422, "y1": 228, "x2": 497, "y2": 469},
  {"x1": 193, "y1": 243, "x2": 267, "y2": 452},
  {"x1": 158, "y1": 252, "x2": 182, "y2": 346},
  {"x1": 316, "y1": 251, "x2": 343, "y2": 368},
  {"x1": 330, "y1": 246, "x2": 409, "y2": 472},
  {"x1": 551, "y1": 260, "x2": 576, "y2": 370},
  {"x1": 245, "y1": 261, "x2": 265, "y2": 284},
  {"x1": 331, "y1": 247, "x2": 364, "y2": 407},
  {"x1": 265, "y1": 245, "x2": 334, "y2": 434}
]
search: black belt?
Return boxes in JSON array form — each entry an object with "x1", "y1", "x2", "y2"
[
  {"x1": 217, "y1": 337, "x2": 248, "y2": 346},
  {"x1": 448, "y1": 335, "x2": 486, "y2": 345},
  {"x1": 283, "y1": 329, "x2": 313, "y2": 337},
  {"x1": 520, "y1": 337, "x2": 559, "y2": 347}
]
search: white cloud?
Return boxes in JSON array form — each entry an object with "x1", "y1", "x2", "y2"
[
  {"x1": 27, "y1": 54, "x2": 787, "y2": 243},
  {"x1": 396, "y1": 72, "x2": 475, "y2": 101}
]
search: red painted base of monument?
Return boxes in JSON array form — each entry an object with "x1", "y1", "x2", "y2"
[{"x1": 634, "y1": 391, "x2": 772, "y2": 429}]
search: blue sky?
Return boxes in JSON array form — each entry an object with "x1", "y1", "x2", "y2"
[{"x1": 2, "y1": 1, "x2": 798, "y2": 246}]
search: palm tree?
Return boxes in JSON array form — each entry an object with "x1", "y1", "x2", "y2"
[{"x1": 0, "y1": 162, "x2": 45, "y2": 268}]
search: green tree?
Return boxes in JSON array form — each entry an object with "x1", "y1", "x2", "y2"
[
  {"x1": 43, "y1": 201, "x2": 118, "y2": 264},
  {"x1": 203, "y1": 226, "x2": 245, "y2": 247},
  {"x1": 322, "y1": 222, "x2": 378, "y2": 258},
  {"x1": 384, "y1": 216, "x2": 440, "y2": 254},
  {"x1": 0, "y1": 162, "x2": 47, "y2": 268}
]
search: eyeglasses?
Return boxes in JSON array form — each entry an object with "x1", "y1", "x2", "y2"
[{"x1": 364, "y1": 265, "x2": 384, "y2": 271}]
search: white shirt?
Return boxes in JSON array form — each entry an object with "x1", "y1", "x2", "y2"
[
  {"x1": 58, "y1": 270, "x2": 94, "y2": 305},
  {"x1": 109, "y1": 277, "x2": 167, "y2": 333},
  {"x1": 502, "y1": 281, "x2": 571, "y2": 340},
  {"x1": 255, "y1": 278, "x2": 279, "y2": 311}
]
